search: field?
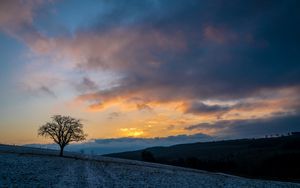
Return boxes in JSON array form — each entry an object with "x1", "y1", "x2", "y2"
[{"x1": 0, "y1": 145, "x2": 299, "y2": 187}]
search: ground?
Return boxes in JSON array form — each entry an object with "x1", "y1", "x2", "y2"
[{"x1": 0, "y1": 145, "x2": 299, "y2": 188}]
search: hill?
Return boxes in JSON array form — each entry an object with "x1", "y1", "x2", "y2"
[
  {"x1": 0, "y1": 145, "x2": 299, "y2": 187},
  {"x1": 105, "y1": 133, "x2": 300, "y2": 182}
]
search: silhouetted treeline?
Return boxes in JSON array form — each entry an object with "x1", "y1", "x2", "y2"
[
  {"x1": 141, "y1": 150, "x2": 156, "y2": 162},
  {"x1": 106, "y1": 133, "x2": 300, "y2": 182}
]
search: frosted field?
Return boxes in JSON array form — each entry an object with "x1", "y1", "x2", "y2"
[{"x1": 0, "y1": 145, "x2": 299, "y2": 188}]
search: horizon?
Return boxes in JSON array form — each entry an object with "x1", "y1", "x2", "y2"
[
  {"x1": 23, "y1": 131, "x2": 297, "y2": 155},
  {"x1": 1, "y1": 0, "x2": 300, "y2": 146}
]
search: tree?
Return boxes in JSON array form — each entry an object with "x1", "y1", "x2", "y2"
[
  {"x1": 38, "y1": 115, "x2": 87, "y2": 156},
  {"x1": 141, "y1": 150, "x2": 155, "y2": 162}
]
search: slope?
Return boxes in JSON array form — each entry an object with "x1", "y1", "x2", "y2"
[
  {"x1": 1, "y1": 144, "x2": 299, "y2": 187},
  {"x1": 106, "y1": 134, "x2": 300, "y2": 182}
]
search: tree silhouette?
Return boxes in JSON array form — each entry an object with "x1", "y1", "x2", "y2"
[
  {"x1": 141, "y1": 150, "x2": 155, "y2": 162},
  {"x1": 38, "y1": 115, "x2": 86, "y2": 156}
]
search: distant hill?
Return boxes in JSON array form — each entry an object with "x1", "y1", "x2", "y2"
[{"x1": 105, "y1": 133, "x2": 300, "y2": 182}]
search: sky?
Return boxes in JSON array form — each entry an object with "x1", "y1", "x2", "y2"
[{"x1": 0, "y1": 0, "x2": 300, "y2": 145}]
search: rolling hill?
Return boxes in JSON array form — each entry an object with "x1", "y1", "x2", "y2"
[
  {"x1": 1, "y1": 144, "x2": 299, "y2": 187},
  {"x1": 106, "y1": 133, "x2": 300, "y2": 182}
]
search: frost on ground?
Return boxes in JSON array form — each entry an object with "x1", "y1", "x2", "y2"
[{"x1": 0, "y1": 145, "x2": 299, "y2": 188}]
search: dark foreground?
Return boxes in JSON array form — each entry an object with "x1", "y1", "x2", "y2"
[
  {"x1": 0, "y1": 145, "x2": 299, "y2": 188},
  {"x1": 106, "y1": 133, "x2": 300, "y2": 182}
]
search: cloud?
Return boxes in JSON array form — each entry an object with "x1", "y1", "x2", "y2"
[
  {"x1": 203, "y1": 25, "x2": 238, "y2": 44},
  {"x1": 0, "y1": 0, "x2": 51, "y2": 50},
  {"x1": 19, "y1": 63, "x2": 64, "y2": 98},
  {"x1": 166, "y1": 125, "x2": 175, "y2": 131},
  {"x1": 76, "y1": 77, "x2": 98, "y2": 93},
  {"x1": 39, "y1": 85, "x2": 56, "y2": 98},
  {"x1": 23, "y1": 84, "x2": 57, "y2": 98},
  {"x1": 184, "y1": 101, "x2": 230, "y2": 116},
  {"x1": 3, "y1": 0, "x2": 300, "y2": 139},
  {"x1": 136, "y1": 103, "x2": 153, "y2": 112},
  {"x1": 185, "y1": 113, "x2": 300, "y2": 139},
  {"x1": 107, "y1": 112, "x2": 122, "y2": 120},
  {"x1": 36, "y1": 1, "x2": 300, "y2": 136},
  {"x1": 13, "y1": 1, "x2": 300, "y2": 104},
  {"x1": 0, "y1": 0, "x2": 37, "y2": 32}
]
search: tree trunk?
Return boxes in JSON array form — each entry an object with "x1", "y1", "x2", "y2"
[{"x1": 59, "y1": 146, "x2": 64, "y2": 157}]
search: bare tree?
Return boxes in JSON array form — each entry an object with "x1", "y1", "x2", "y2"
[{"x1": 38, "y1": 115, "x2": 87, "y2": 156}]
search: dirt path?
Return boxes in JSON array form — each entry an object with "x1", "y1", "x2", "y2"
[
  {"x1": 55, "y1": 159, "x2": 119, "y2": 188},
  {"x1": 85, "y1": 161, "x2": 109, "y2": 188}
]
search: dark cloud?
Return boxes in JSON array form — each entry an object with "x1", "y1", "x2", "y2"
[
  {"x1": 185, "y1": 102, "x2": 230, "y2": 116},
  {"x1": 5, "y1": 0, "x2": 300, "y2": 103},
  {"x1": 185, "y1": 113, "x2": 300, "y2": 139},
  {"x1": 76, "y1": 77, "x2": 98, "y2": 93},
  {"x1": 5, "y1": 0, "x2": 300, "y2": 140},
  {"x1": 73, "y1": 0, "x2": 300, "y2": 107},
  {"x1": 223, "y1": 115, "x2": 300, "y2": 138},
  {"x1": 22, "y1": 83, "x2": 57, "y2": 98},
  {"x1": 185, "y1": 99, "x2": 300, "y2": 117},
  {"x1": 39, "y1": 85, "x2": 56, "y2": 98}
]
